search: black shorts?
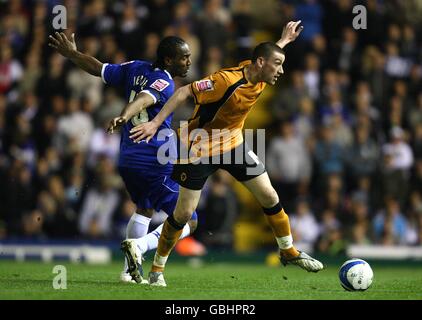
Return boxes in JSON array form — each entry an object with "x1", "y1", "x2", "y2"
[{"x1": 171, "y1": 142, "x2": 266, "y2": 190}]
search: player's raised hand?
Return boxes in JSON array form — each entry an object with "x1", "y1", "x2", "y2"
[
  {"x1": 129, "y1": 121, "x2": 159, "y2": 144},
  {"x1": 107, "y1": 116, "x2": 126, "y2": 134},
  {"x1": 281, "y1": 20, "x2": 303, "y2": 44},
  {"x1": 48, "y1": 32, "x2": 77, "y2": 57}
]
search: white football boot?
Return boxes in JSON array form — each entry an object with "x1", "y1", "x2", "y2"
[
  {"x1": 280, "y1": 251, "x2": 324, "y2": 273},
  {"x1": 120, "y1": 271, "x2": 136, "y2": 283},
  {"x1": 148, "y1": 272, "x2": 167, "y2": 287},
  {"x1": 121, "y1": 239, "x2": 148, "y2": 284}
]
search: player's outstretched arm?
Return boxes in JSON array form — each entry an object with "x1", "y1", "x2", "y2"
[
  {"x1": 107, "y1": 93, "x2": 155, "y2": 134},
  {"x1": 129, "y1": 84, "x2": 192, "y2": 143},
  {"x1": 48, "y1": 32, "x2": 103, "y2": 77},
  {"x1": 276, "y1": 20, "x2": 303, "y2": 50}
]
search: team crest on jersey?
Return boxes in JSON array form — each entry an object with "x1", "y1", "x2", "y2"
[
  {"x1": 195, "y1": 80, "x2": 214, "y2": 92},
  {"x1": 150, "y1": 79, "x2": 170, "y2": 92}
]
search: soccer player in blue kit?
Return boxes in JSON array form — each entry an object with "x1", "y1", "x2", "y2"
[{"x1": 48, "y1": 32, "x2": 197, "y2": 284}]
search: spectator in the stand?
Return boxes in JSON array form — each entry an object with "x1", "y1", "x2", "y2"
[
  {"x1": 330, "y1": 112, "x2": 353, "y2": 148},
  {"x1": 18, "y1": 52, "x2": 42, "y2": 95},
  {"x1": 316, "y1": 209, "x2": 345, "y2": 255},
  {"x1": 348, "y1": 199, "x2": 371, "y2": 245},
  {"x1": 405, "y1": 191, "x2": 422, "y2": 245},
  {"x1": 362, "y1": 47, "x2": 389, "y2": 109},
  {"x1": 116, "y1": 2, "x2": 145, "y2": 60},
  {"x1": 373, "y1": 196, "x2": 408, "y2": 245},
  {"x1": 377, "y1": 127, "x2": 413, "y2": 207},
  {"x1": 303, "y1": 53, "x2": 320, "y2": 100},
  {"x1": 385, "y1": 42, "x2": 412, "y2": 78},
  {"x1": 54, "y1": 97, "x2": 94, "y2": 156},
  {"x1": 203, "y1": 46, "x2": 223, "y2": 75},
  {"x1": 0, "y1": 44, "x2": 23, "y2": 98},
  {"x1": 3, "y1": 159, "x2": 33, "y2": 235},
  {"x1": 267, "y1": 120, "x2": 312, "y2": 211},
  {"x1": 196, "y1": 170, "x2": 238, "y2": 249},
  {"x1": 87, "y1": 119, "x2": 120, "y2": 167},
  {"x1": 382, "y1": 126, "x2": 414, "y2": 173},
  {"x1": 336, "y1": 28, "x2": 360, "y2": 82},
  {"x1": 270, "y1": 70, "x2": 311, "y2": 121},
  {"x1": 93, "y1": 88, "x2": 125, "y2": 127},
  {"x1": 410, "y1": 159, "x2": 422, "y2": 197},
  {"x1": 78, "y1": 172, "x2": 120, "y2": 239},
  {"x1": 41, "y1": 175, "x2": 78, "y2": 238},
  {"x1": 293, "y1": 0, "x2": 322, "y2": 44},
  {"x1": 320, "y1": 89, "x2": 350, "y2": 125},
  {"x1": 313, "y1": 124, "x2": 346, "y2": 184},
  {"x1": 231, "y1": 0, "x2": 253, "y2": 61},
  {"x1": 289, "y1": 198, "x2": 320, "y2": 246},
  {"x1": 292, "y1": 97, "x2": 316, "y2": 141},
  {"x1": 408, "y1": 93, "x2": 422, "y2": 133},
  {"x1": 196, "y1": 0, "x2": 231, "y2": 71},
  {"x1": 347, "y1": 124, "x2": 380, "y2": 181},
  {"x1": 36, "y1": 53, "x2": 68, "y2": 103},
  {"x1": 383, "y1": 96, "x2": 407, "y2": 135},
  {"x1": 146, "y1": 0, "x2": 173, "y2": 35},
  {"x1": 66, "y1": 39, "x2": 103, "y2": 109}
]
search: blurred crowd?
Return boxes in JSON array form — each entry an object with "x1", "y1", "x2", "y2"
[{"x1": 0, "y1": 0, "x2": 421, "y2": 254}]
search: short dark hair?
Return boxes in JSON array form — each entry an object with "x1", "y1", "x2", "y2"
[
  {"x1": 251, "y1": 42, "x2": 285, "y2": 63},
  {"x1": 155, "y1": 36, "x2": 186, "y2": 68}
]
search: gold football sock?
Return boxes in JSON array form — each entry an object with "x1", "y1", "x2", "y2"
[
  {"x1": 151, "y1": 218, "x2": 184, "y2": 272},
  {"x1": 263, "y1": 205, "x2": 299, "y2": 258}
]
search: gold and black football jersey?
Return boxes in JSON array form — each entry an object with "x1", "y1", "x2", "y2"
[{"x1": 178, "y1": 60, "x2": 266, "y2": 159}]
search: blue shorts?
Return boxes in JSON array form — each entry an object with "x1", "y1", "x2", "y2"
[{"x1": 118, "y1": 166, "x2": 198, "y2": 220}]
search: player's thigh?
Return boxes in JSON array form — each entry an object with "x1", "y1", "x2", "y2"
[
  {"x1": 241, "y1": 172, "x2": 279, "y2": 208},
  {"x1": 118, "y1": 166, "x2": 154, "y2": 210},
  {"x1": 173, "y1": 186, "x2": 202, "y2": 224}
]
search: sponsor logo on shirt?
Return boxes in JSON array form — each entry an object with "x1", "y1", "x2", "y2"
[
  {"x1": 195, "y1": 80, "x2": 214, "y2": 92},
  {"x1": 150, "y1": 79, "x2": 170, "y2": 92}
]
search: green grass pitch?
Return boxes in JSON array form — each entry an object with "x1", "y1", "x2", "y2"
[{"x1": 0, "y1": 260, "x2": 421, "y2": 300}]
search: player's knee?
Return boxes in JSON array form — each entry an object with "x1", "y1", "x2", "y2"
[
  {"x1": 260, "y1": 188, "x2": 279, "y2": 208},
  {"x1": 173, "y1": 209, "x2": 192, "y2": 225},
  {"x1": 188, "y1": 219, "x2": 198, "y2": 233}
]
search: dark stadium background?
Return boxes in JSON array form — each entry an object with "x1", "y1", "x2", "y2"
[{"x1": 0, "y1": 0, "x2": 421, "y2": 269}]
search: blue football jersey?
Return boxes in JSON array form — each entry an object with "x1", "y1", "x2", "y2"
[{"x1": 101, "y1": 60, "x2": 177, "y2": 169}]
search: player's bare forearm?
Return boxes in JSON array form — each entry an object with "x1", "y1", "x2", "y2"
[
  {"x1": 128, "y1": 85, "x2": 192, "y2": 143},
  {"x1": 48, "y1": 32, "x2": 102, "y2": 77},
  {"x1": 67, "y1": 50, "x2": 103, "y2": 77},
  {"x1": 120, "y1": 93, "x2": 155, "y2": 121},
  {"x1": 276, "y1": 21, "x2": 304, "y2": 49},
  {"x1": 151, "y1": 84, "x2": 192, "y2": 127},
  {"x1": 107, "y1": 93, "x2": 155, "y2": 134}
]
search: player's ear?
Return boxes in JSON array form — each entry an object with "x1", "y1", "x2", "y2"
[{"x1": 256, "y1": 57, "x2": 265, "y2": 69}]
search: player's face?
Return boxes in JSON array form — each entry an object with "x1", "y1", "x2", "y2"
[
  {"x1": 261, "y1": 51, "x2": 285, "y2": 85},
  {"x1": 170, "y1": 43, "x2": 192, "y2": 78}
]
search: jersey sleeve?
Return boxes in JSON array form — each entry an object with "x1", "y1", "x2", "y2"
[
  {"x1": 140, "y1": 73, "x2": 174, "y2": 105},
  {"x1": 190, "y1": 71, "x2": 229, "y2": 105},
  {"x1": 101, "y1": 60, "x2": 135, "y2": 86}
]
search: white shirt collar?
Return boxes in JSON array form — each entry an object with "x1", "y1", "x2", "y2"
[{"x1": 154, "y1": 67, "x2": 173, "y2": 80}]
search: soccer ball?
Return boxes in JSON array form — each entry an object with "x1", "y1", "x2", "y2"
[{"x1": 339, "y1": 258, "x2": 373, "y2": 291}]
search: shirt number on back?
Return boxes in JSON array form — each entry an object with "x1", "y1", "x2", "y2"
[{"x1": 128, "y1": 90, "x2": 149, "y2": 126}]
